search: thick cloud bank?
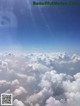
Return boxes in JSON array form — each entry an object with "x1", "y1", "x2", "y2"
[{"x1": 0, "y1": 52, "x2": 80, "y2": 106}]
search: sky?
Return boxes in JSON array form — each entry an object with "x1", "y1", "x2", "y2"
[
  {"x1": 0, "y1": 0, "x2": 80, "y2": 52},
  {"x1": 0, "y1": 1, "x2": 80, "y2": 106}
]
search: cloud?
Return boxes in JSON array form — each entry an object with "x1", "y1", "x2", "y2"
[
  {"x1": 0, "y1": 80, "x2": 9, "y2": 85},
  {"x1": 14, "y1": 86, "x2": 27, "y2": 96},
  {"x1": 45, "y1": 96, "x2": 63, "y2": 106},
  {"x1": 11, "y1": 79, "x2": 20, "y2": 86},
  {"x1": 0, "y1": 52, "x2": 80, "y2": 106},
  {"x1": 0, "y1": 0, "x2": 17, "y2": 28},
  {"x1": 14, "y1": 99, "x2": 25, "y2": 106},
  {"x1": 26, "y1": 87, "x2": 53, "y2": 106}
]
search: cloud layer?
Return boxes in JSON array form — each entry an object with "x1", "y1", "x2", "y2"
[{"x1": 0, "y1": 52, "x2": 80, "y2": 106}]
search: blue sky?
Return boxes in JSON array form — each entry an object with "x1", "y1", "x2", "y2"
[{"x1": 0, "y1": 0, "x2": 80, "y2": 52}]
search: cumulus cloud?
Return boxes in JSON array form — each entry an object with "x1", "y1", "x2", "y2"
[
  {"x1": 0, "y1": 52, "x2": 80, "y2": 106},
  {"x1": 14, "y1": 86, "x2": 27, "y2": 96},
  {"x1": 14, "y1": 99, "x2": 25, "y2": 106},
  {"x1": 26, "y1": 87, "x2": 53, "y2": 106}
]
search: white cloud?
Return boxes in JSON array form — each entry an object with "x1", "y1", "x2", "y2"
[
  {"x1": 11, "y1": 79, "x2": 20, "y2": 86},
  {"x1": 0, "y1": 80, "x2": 10, "y2": 86},
  {"x1": 14, "y1": 86, "x2": 27, "y2": 96},
  {"x1": 45, "y1": 96, "x2": 63, "y2": 106},
  {"x1": 0, "y1": 52, "x2": 80, "y2": 106},
  {"x1": 26, "y1": 87, "x2": 53, "y2": 106},
  {"x1": 14, "y1": 99, "x2": 25, "y2": 106}
]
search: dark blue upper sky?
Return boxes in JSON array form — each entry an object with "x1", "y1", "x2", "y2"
[{"x1": 0, "y1": 0, "x2": 80, "y2": 52}]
